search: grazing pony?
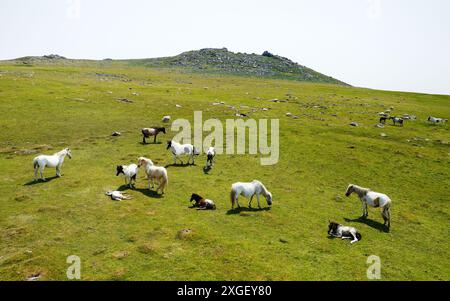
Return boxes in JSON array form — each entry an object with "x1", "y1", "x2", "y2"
[
  {"x1": 138, "y1": 157, "x2": 168, "y2": 194},
  {"x1": 167, "y1": 140, "x2": 200, "y2": 165},
  {"x1": 328, "y1": 221, "x2": 362, "y2": 244},
  {"x1": 141, "y1": 127, "x2": 166, "y2": 144},
  {"x1": 345, "y1": 184, "x2": 392, "y2": 229},
  {"x1": 389, "y1": 116, "x2": 404, "y2": 126},
  {"x1": 189, "y1": 193, "x2": 216, "y2": 210},
  {"x1": 206, "y1": 147, "x2": 216, "y2": 167},
  {"x1": 33, "y1": 148, "x2": 72, "y2": 181},
  {"x1": 230, "y1": 180, "x2": 273, "y2": 209},
  {"x1": 116, "y1": 164, "x2": 138, "y2": 188},
  {"x1": 427, "y1": 116, "x2": 447, "y2": 124},
  {"x1": 379, "y1": 116, "x2": 388, "y2": 124}
]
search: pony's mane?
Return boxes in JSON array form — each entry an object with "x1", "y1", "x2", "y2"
[
  {"x1": 351, "y1": 184, "x2": 370, "y2": 195},
  {"x1": 138, "y1": 157, "x2": 153, "y2": 166},
  {"x1": 54, "y1": 148, "x2": 68, "y2": 156},
  {"x1": 253, "y1": 180, "x2": 270, "y2": 196}
]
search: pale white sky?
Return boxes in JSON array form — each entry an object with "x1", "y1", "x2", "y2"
[{"x1": 1, "y1": 0, "x2": 449, "y2": 95}]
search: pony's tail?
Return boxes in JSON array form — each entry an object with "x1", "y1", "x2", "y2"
[
  {"x1": 230, "y1": 189, "x2": 236, "y2": 208},
  {"x1": 161, "y1": 169, "x2": 169, "y2": 191},
  {"x1": 356, "y1": 232, "x2": 362, "y2": 241},
  {"x1": 33, "y1": 158, "x2": 39, "y2": 170}
]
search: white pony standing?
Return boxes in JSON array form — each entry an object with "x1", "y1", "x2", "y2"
[
  {"x1": 166, "y1": 140, "x2": 200, "y2": 165},
  {"x1": 138, "y1": 157, "x2": 168, "y2": 194},
  {"x1": 230, "y1": 180, "x2": 273, "y2": 209},
  {"x1": 33, "y1": 148, "x2": 72, "y2": 181},
  {"x1": 345, "y1": 184, "x2": 392, "y2": 229}
]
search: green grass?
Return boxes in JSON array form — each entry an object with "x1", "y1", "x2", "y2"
[{"x1": 0, "y1": 63, "x2": 449, "y2": 280}]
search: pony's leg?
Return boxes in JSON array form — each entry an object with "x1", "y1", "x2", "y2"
[
  {"x1": 34, "y1": 165, "x2": 39, "y2": 181},
  {"x1": 40, "y1": 166, "x2": 46, "y2": 181},
  {"x1": 154, "y1": 134, "x2": 157, "y2": 143},
  {"x1": 235, "y1": 197, "x2": 241, "y2": 208},
  {"x1": 248, "y1": 195, "x2": 254, "y2": 208},
  {"x1": 364, "y1": 202, "x2": 369, "y2": 217},
  {"x1": 56, "y1": 165, "x2": 61, "y2": 177},
  {"x1": 257, "y1": 194, "x2": 261, "y2": 209}
]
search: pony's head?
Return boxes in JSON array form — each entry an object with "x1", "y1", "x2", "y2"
[
  {"x1": 166, "y1": 140, "x2": 172, "y2": 150},
  {"x1": 190, "y1": 193, "x2": 202, "y2": 203},
  {"x1": 265, "y1": 192, "x2": 273, "y2": 206},
  {"x1": 66, "y1": 148, "x2": 72, "y2": 159},
  {"x1": 427, "y1": 116, "x2": 431, "y2": 121},
  {"x1": 328, "y1": 220, "x2": 340, "y2": 235},
  {"x1": 160, "y1": 127, "x2": 166, "y2": 134},
  {"x1": 138, "y1": 157, "x2": 152, "y2": 167},
  {"x1": 345, "y1": 184, "x2": 354, "y2": 197},
  {"x1": 116, "y1": 165, "x2": 124, "y2": 176}
]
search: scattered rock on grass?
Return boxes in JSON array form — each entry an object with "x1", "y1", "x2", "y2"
[
  {"x1": 111, "y1": 132, "x2": 121, "y2": 137},
  {"x1": 176, "y1": 229, "x2": 194, "y2": 240},
  {"x1": 350, "y1": 122, "x2": 359, "y2": 127}
]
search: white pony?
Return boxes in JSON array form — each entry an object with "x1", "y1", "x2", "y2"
[
  {"x1": 345, "y1": 184, "x2": 392, "y2": 229},
  {"x1": 166, "y1": 140, "x2": 200, "y2": 165},
  {"x1": 33, "y1": 148, "x2": 72, "y2": 181},
  {"x1": 138, "y1": 157, "x2": 168, "y2": 194},
  {"x1": 116, "y1": 164, "x2": 138, "y2": 188},
  {"x1": 230, "y1": 180, "x2": 273, "y2": 209}
]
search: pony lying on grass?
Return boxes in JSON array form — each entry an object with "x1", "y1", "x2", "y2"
[
  {"x1": 138, "y1": 157, "x2": 168, "y2": 194},
  {"x1": 141, "y1": 127, "x2": 166, "y2": 144},
  {"x1": 427, "y1": 116, "x2": 448, "y2": 124},
  {"x1": 116, "y1": 164, "x2": 138, "y2": 188},
  {"x1": 189, "y1": 193, "x2": 216, "y2": 210},
  {"x1": 167, "y1": 140, "x2": 200, "y2": 165},
  {"x1": 328, "y1": 221, "x2": 361, "y2": 244},
  {"x1": 106, "y1": 191, "x2": 132, "y2": 201},
  {"x1": 345, "y1": 184, "x2": 392, "y2": 229},
  {"x1": 230, "y1": 180, "x2": 272, "y2": 209},
  {"x1": 33, "y1": 148, "x2": 72, "y2": 181}
]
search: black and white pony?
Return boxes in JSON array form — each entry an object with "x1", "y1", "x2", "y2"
[
  {"x1": 142, "y1": 127, "x2": 166, "y2": 144},
  {"x1": 167, "y1": 140, "x2": 200, "y2": 165},
  {"x1": 189, "y1": 193, "x2": 216, "y2": 210},
  {"x1": 328, "y1": 221, "x2": 362, "y2": 244},
  {"x1": 116, "y1": 164, "x2": 138, "y2": 188},
  {"x1": 206, "y1": 147, "x2": 216, "y2": 168},
  {"x1": 427, "y1": 116, "x2": 448, "y2": 124},
  {"x1": 389, "y1": 116, "x2": 404, "y2": 126}
]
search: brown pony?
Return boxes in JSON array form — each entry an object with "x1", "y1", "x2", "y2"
[{"x1": 141, "y1": 127, "x2": 166, "y2": 144}]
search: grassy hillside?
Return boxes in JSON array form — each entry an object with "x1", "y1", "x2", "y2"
[
  {"x1": 0, "y1": 63, "x2": 448, "y2": 280},
  {"x1": 11, "y1": 48, "x2": 348, "y2": 85}
]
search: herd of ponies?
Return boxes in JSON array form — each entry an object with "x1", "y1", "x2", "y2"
[{"x1": 31, "y1": 114, "x2": 447, "y2": 244}]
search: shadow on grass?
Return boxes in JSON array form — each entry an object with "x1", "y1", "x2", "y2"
[
  {"x1": 133, "y1": 187, "x2": 164, "y2": 199},
  {"x1": 140, "y1": 141, "x2": 163, "y2": 145},
  {"x1": 226, "y1": 207, "x2": 271, "y2": 215},
  {"x1": 344, "y1": 216, "x2": 390, "y2": 233},
  {"x1": 116, "y1": 184, "x2": 133, "y2": 191},
  {"x1": 164, "y1": 163, "x2": 196, "y2": 169},
  {"x1": 203, "y1": 166, "x2": 212, "y2": 174},
  {"x1": 24, "y1": 176, "x2": 59, "y2": 186}
]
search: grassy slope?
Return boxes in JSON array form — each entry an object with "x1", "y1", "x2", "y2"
[{"x1": 0, "y1": 63, "x2": 448, "y2": 280}]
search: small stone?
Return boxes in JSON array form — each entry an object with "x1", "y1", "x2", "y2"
[
  {"x1": 350, "y1": 122, "x2": 359, "y2": 127},
  {"x1": 380, "y1": 133, "x2": 387, "y2": 137}
]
